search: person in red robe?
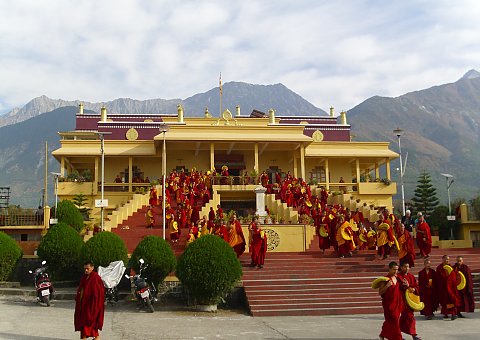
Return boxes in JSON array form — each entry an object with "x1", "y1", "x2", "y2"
[
  {"x1": 436, "y1": 255, "x2": 460, "y2": 320},
  {"x1": 74, "y1": 261, "x2": 105, "y2": 340},
  {"x1": 397, "y1": 224, "x2": 415, "y2": 268},
  {"x1": 453, "y1": 256, "x2": 475, "y2": 316},
  {"x1": 336, "y1": 216, "x2": 355, "y2": 258},
  {"x1": 149, "y1": 186, "x2": 158, "y2": 206},
  {"x1": 216, "y1": 204, "x2": 224, "y2": 220},
  {"x1": 378, "y1": 261, "x2": 403, "y2": 340},
  {"x1": 418, "y1": 259, "x2": 439, "y2": 320},
  {"x1": 228, "y1": 215, "x2": 246, "y2": 257},
  {"x1": 415, "y1": 215, "x2": 432, "y2": 258},
  {"x1": 215, "y1": 220, "x2": 229, "y2": 242},
  {"x1": 317, "y1": 211, "x2": 330, "y2": 253},
  {"x1": 376, "y1": 214, "x2": 394, "y2": 259},
  {"x1": 397, "y1": 261, "x2": 422, "y2": 340},
  {"x1": 249, "y1": 218, "x2": 267, "y2": 268}
]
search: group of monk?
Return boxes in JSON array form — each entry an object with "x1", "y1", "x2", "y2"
[{"x1": 377, "y1": 254, "x2": 475, "y2": 340}]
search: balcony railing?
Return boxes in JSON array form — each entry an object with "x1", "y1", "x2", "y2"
[{"x1": 0, "y1": 208, "x2": 43, "y2": 226}]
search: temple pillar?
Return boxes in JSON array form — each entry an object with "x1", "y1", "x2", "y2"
[
  {"x1": 254, "y1": 186, "x2": 267, "y2": 218},
  {"x1": 293, "y1": 153, "x2": 298, "y2": 178},
  {"x1": 375, "y1": 162, "x2": 379, "y2": 180},
  {"x1": 356, "y1": 158, "x2": 360, "y2": 184},
  {"x1": 94, "y1": 157, "x2": 99, "y2": 185},
  {"x1": 325, "y1": 158, "x2": 330, "y2": 190},
  {"x1": 60, "y1": 157, "x2": 65, "y2": 177},
  {"x1": 385, "y1": 158, "x2": 391, "y2": 180},
  {"x1": 300, "y1": 144, "x2": 305, "y2": 180},
  {"x1": 210, "y1": 143, "x2": 215, "y2": 171},
  {"x1": 128, "y1": 156, "x2": 133, "y2": 192},
  {"x1": 254, "y1": 142, "x2": 259, "y2": 173}
]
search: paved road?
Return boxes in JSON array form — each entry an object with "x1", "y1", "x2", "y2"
[{"x1": 0, "y1": 296, "x2": 478, "y2": 340}]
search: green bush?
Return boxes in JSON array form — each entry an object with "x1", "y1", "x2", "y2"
[
  {"x1": 176, "y1": 234, "x2": 242, "y2": 305},
  {"x1": 130, "y1": 235, "x2": 176, "y2": 287},
  {"x1": 83, "y1": 231, "x2": 128, "y2": 267},
  {"x1": 0, "y1": 232, "x2": 23, "y2": 281},
  {"x1": 36, "y1": 223, "x2": 84, "y2": 280},
  {"x1": 57, "y1": 199, "x2": 84, "y2": 232}
]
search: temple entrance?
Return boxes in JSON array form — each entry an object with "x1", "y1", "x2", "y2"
[{"x1": 214, "y1": 153, "x2": 245, "y2": 176}]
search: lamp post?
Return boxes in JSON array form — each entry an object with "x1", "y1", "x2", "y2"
[
  {"x1": 161, "y1": 125, "x2": 170, "y2": 240},
  {"x1": 441, "y1": 173, "x2": 455, "y2": 240},
  {"x1": 50, "y1": 172, "x2": 61, "y2": 220},
  {"x1": 393, "y1": 128, "x2": 405, "y2": 217},
  {"x1": 95, "y1": 132, "x2": 111, "y2": 231}
]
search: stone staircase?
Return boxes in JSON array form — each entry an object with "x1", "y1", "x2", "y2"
[{"x1": 241, "y1": 247, "x2": 480, "y2": 316}]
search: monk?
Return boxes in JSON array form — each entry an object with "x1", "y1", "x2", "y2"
[
  {"x1": 336, "y1": 216, "x2": 355, "y2": 258},
  {"x1": 418, "y1": 259, "x2": 439, "y2": 320},
  {"x1": 453, "y1": 256, "x2": 475, "y2": 316},
  {"x1": 149, "y1": 186, "x2": 158, "y2": 206},
  {"x1": 436, "y1": 255, "x2": 460, "y2": 320},
  {"x1": 249, "y1": 218, "x2": 267, "y2": 268},
  {"x1": 317, "y1": 211, "x2": 330, "y2": 253},
  {"x1": 170, "y1": 221, "x2": 179, "y2": 243},
  {"x1": 397, "y1": 224, "x2": 415, "y2": 268},
  {"x1": 376, "y1": 214, "x2": 394, "y2": 259},
  {"x1": 74, "y1": 261, "x2": 105, "y2": 340},
  {"x1": 145, "y1": 205, "x2": 154, "y2": 229},
  {"x1": 415, "y1": 215, "x2": 432, "y2": 258},
  {"x1": 397, "y1": 261, "x2": 422, "y2": 340},
  {"x1": 228, "y1": 215, "x2": 246, "y2": 257},
  {"x1": 378, "y1": 261, "x2": 403, "y2": 340}
]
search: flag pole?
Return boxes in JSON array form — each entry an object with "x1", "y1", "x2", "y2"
[{"x1": 219, "y1": 72, "x2": 222, "y2": 116}]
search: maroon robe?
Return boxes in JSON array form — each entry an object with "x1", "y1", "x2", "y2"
[
  {"x1": 436, "y1": 263, "x2": 460, "y2": 315},
  {"x1": 453, "y1": 263, "x2": 475, "y2": 313},
  {"x1": 416, "y1": 221, "x2": 432, "y2": 257},
  {"x1": 251, "y1": 226, "x2": 267, "y2": 266},
  {"x1": 379, "y1": 274, "x2": 403, "y2": 340},
  {"x1": 418, "y1": 268, "x2": 439, "y2": 316},
  {"x1": 397, "y1": 272, "x2": 418, "y2": 336},
  {"x1": 74, "y1": 271, "x2": 105, "y2": 338}
]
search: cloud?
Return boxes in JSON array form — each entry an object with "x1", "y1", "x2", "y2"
[{"x1": 0, "y1": 0, "x2": 479, "y2": 113}]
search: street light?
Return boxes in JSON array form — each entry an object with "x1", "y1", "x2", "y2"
[
  {"x1": 50, "y1": 172, "x2": 61, "y2": 220},
  {"x1": 393, "y1": 128, "x2": 405, "y2": 217},
  {"x1": 441, "y1": 173, "x2": 455, "y2": 240},
  {"x1": 161, "y1": 125, "x2": 170, "y2": 240}
]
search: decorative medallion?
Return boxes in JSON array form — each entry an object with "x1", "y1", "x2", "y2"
[
  {"x1": 222, "y1": 109, "x2": 233, "y2": 121},
  {"x1": 312, "y1": 130, "x2": 324, "y2": 142},
  {"x1": 263, "y1": 228, "x2": 280, "y2": 251},
  {"x1": 144, "y1": 119, "x2": 154, "y2": 122},
  {"x1": 300, "y1": 120, "x2": 309, "y2": 125},
  {"x1": 125, "y1": 128, "x2": 139, "y2": 141}
]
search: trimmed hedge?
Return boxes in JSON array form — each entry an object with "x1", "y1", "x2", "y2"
[
  {"x1": 57, "y1": 199, "x2": 84, "y2": 232},
  {"x1": 83, "y1": 231, "x2": 128, "y2": 267},
  {"x1": 0, "y1": 232, "x2": 23, "y2": 281},
  {"x1": 176, "y1": 234, "x2": 242, "y2": 305},
  {"x1": 130, "y1": 235, "x2": 176, "y2": 287},
  {"x1": 37, "y1": 222, "x2": 84, "y2": 280}
]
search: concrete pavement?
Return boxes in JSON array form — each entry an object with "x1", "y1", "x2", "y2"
[{"x1": 0, "y1": 295, "x2": 478, "y2": 340}]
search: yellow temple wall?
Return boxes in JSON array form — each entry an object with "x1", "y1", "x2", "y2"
[
  {"x1": 258, "y1": 151, "x2": 293, "y2": 174},
  {"x1": 241, "y1": 224, "x2": 315, "y2": 252},
  {"x1": 166, "y1": 150, "x2": 211, "y2": 172},
  {"x1": 328, "y1": 159, "x2": 353, "y2": 184},
  {"x1": 105, "y1": 158, "x2": 130, "y2": 181}
]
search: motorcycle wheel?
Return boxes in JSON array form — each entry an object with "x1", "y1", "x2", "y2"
[
  {"x1": 43, "y1": 295, "x2": 50, "y2": 307},
  {"x1": 145, "y1": 298, "x2": 154, "y2": 313}
]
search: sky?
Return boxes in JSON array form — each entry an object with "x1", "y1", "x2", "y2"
[{"x1": 1, "y1": 0, "x2": 479, "y2": 114}]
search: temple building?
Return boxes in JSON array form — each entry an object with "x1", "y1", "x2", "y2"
[{"x1": 51, "y1": 103, "x2": 398, "y2": 236}]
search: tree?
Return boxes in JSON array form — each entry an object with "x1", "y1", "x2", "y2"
[
  {"x1": 83, "y1": 231, "x2": 128, "y2": 267},
  {"x1": 411, "y1": 171, "x2": 439, "y2": 217},
  {"x1": 57, "y1": 199, "x2": 84, "y2": 232},
  {"x1": 0, "y1": 232, "x2": 23, "y2": 281},
  {"x1": 37, "y1": 222, "x2": 84, "y2": 280}
]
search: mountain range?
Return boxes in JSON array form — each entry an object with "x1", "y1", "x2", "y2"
[{"x1": 1, "y1": 72, "x2": 480, "y2": 207}]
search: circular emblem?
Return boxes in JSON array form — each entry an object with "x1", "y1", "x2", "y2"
[
  {"x1": 222, "y1": 109, "x2": 232, "y2": 120},
  {"x1": 125, "y1": 128, "x2": 138, "y2": 141},
  {"x1": 300, "y1": 120, "x2": 309, "y2": 125},
  {"x1": 312, "y1": 130, "x2": 324, "y2": 142},
  {"x1": 144, "y1": 119, "x2": 154, "y2": 122},
  {"x1": 263, "y1": 228, "x2": 280, "y2": 251}
]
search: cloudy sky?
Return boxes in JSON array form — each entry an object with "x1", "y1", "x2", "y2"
[{"x1": 0, "y1": 0, "x2": 479, "y2": 114}]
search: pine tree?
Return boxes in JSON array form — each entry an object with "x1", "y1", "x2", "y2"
[{"x1": 411, "y1": 171, "x2": 439, "y2": 217}]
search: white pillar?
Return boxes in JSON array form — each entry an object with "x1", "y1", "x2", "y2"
[{"x1": 254, "y1": 186, "x2": 267, "y2": 218}]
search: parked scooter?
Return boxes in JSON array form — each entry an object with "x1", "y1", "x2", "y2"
[
  {"x1": 98, "y1": 260, "x2": 126, "y2": 305},
  {"x1": 28, "y1": 260, "x2": 54, "y2": 307},
  {"x1": 125, "y1": 258, "x2": 157, "y2": 313}
]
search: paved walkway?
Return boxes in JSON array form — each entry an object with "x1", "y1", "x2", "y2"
[{"x1": 0, "y1": 296, "x2": 478, "y2": 339}]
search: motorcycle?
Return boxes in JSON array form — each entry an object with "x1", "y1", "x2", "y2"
[
  {"x1": 125, "y1": 258, "x2": 157, "y2": 313},
  {"x1": 28, "y1": 260, "x2": 54, "y2": 307},
  {"x1": 98, "y1": 260, "x2": 126, "y2": 305}
]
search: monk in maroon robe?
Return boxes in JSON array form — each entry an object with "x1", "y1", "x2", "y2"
[
  {"x1": 453, "y1": 256, "x2": 475, "y2": 316},
  {"x1": 378, "y1": 261, "x2": 403, "y2": 340},
  {"x1": 397, "y1": 224, "x2": 415, "y2": 268},
  {"x1": 436, "y1": 255, "x2": 460, "y2": 319},
  {"x1": 418, "y1": 259, "x2": 439, "y2": 319},
  {"x1": 74, "y1": 262, "x2": 105, "y2": 340},
  {"x1": 397, "y1": 261, "x2": 422, "y2": 340},
  {"x1": 415, "y1": 215, "x2": 432, "y2": 258},
  {"x1": 249, "y1": 219, "x2": 267, "y2": 268}
]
